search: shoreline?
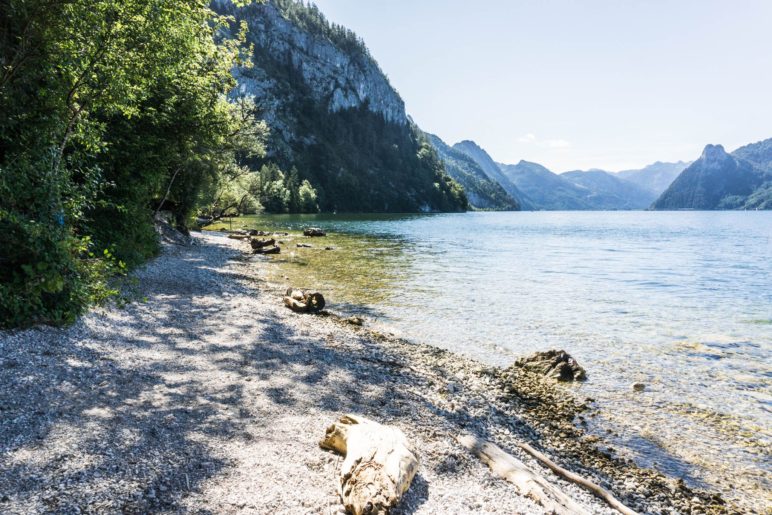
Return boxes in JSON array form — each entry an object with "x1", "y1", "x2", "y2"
[{"x1": 0, "y1": 231, "x2": 741, "y2": 513}]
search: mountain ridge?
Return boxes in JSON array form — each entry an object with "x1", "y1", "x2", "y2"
[
  {"x1": 427, "y1": 134, "x2": 519, "y2": 210},
  {"x1": 652, "y1": 144, "x2": 771, "y2": 210},
  {"x1": 451, "y1": 140, "x2": 530, "y2": 208},
  {"x1": 615, "y1": 161, "x2": 691, "y2": 196}
]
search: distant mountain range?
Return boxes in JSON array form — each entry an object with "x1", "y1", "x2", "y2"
[
  {"x1": 652, "y1": 140, "x2": 772, "y2": 210},
  {"x1": 452, "y1": 140, "x2": 528, "y2": 208},
  {"x1": 562, "y1": 169, "x2": 658, "y2": 210},
  {"x1": 429, "y1": 132, "x2": 771, "y2": 211},
  {"x1": 434, "y1": 138, "x2": 679, "y2": 210},
  {"x1": 427, "y1": 134, "x2": 520, "y2": 210},
  {"x1": 616, "y1": 161, "x2": 690, "y2": 196}
]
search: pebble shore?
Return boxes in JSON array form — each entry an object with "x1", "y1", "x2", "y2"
[{"x1": 0, "y1": 232, "x2": 739, "y2": 514}]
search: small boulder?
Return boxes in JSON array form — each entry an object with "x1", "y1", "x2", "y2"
[
  {"x1": 304, "y1": 227, "x2": 327, "y2": 237},
  {"x1": 632, "y1": 382, "x2": 646, "y2": 392},
  {"x1": 514, "y1": 350, "x2": 587, "y2": 382},
  {"x1": 344, "y1": 316, "x2": 364, "y2": 326}
]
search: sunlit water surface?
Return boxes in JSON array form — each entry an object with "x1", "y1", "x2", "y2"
[{"x1": 211, "y1": 211, "x2": 771, "y2": 509}]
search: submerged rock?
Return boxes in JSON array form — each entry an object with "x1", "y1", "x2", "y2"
[{"x1": 514, "y1": 350, "x2": 587, "y2": 382}]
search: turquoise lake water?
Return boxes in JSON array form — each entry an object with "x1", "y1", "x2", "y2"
[{"x1": 231, "y1": 211, "x2": 771, "y2": 508}]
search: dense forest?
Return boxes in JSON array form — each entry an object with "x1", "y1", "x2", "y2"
[{"x1": 0, "y1": 0, "x2": 267, "y2": 327}]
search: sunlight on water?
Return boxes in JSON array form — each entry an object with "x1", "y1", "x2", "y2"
[{"x1": 208, "y1": 211, "x2": 771, "y2": 509}]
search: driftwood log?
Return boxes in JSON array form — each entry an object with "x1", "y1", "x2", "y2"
[
  {"x1": 457, "y1": 435, "x2": 589, "y2": 515},
  {"x1": 517, "y1": 442, "x2": 639, "y2": 515},
  {"x1": 303, "y1": 227, "x2": 326, "y2": 237},
  {"x1": 283, "y1": 288, "x2": 325, "y2": 312},
  {"x1": 227, "y1": 233, "x2": 250, "y2": 240},
  {"x1": 320, "y1": 415, "x2": 419, "y2": 515},
  {"x1": 250, "y1": 238, "x2": 276, "y2": 250}
]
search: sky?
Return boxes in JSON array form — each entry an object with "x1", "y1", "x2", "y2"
[{"x1": 309, "y1": 0, "x2": 772, "y2": 172}]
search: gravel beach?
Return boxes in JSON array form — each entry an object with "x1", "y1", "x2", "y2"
[{"x1": 0, "y1": 232, "x2": 739, "y2": 514}]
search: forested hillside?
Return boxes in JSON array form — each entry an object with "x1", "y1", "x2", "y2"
[
  {"x1": 215, "y1": 0, "x2": 467, "y2": 213},
  {"x1": 652, "y1": 144, "x2": 771, "y2": 210},
  {"x1": 427, "y1": 134, "x2": 519, "y2": 210}
]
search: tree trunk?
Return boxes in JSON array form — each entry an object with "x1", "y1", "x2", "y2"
[
  {"x1": 320, "y1": 414, "x2": 420, "y2": 515},
  {"x1": 155, "y1": 166, "x2": 182, "y2": 218}
]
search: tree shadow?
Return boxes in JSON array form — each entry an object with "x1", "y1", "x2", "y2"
[{"x1": 0, "y1": 234, "x2": 713, "y2": 513}]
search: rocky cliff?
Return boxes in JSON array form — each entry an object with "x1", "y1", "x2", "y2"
[{"x1": 213, "y1": 0, "x2": 466, "y2": 212}]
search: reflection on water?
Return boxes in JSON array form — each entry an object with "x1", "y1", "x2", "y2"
[{"x1": 209, "y1": 211, "x2": 771, "y2": 510}]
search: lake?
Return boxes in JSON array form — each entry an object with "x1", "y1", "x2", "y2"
[{"x1": 213, "y1": 211, "x2": 771, "y2": 508}]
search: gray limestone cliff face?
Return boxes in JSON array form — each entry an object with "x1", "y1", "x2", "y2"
[{"x1": 216, "y1": 0, "x2": 407, "y2": 131}]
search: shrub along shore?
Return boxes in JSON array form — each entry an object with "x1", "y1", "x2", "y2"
[{"x1": 0, "y1": 230, "x2": 738, "y2": 514}]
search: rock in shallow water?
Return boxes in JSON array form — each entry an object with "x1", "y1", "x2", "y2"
[{"x1": 514, "y1": 350, "x2": 587, "y2": 382}]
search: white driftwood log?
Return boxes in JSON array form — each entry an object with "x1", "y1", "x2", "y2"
[
  {"x1": 320, "y1": 414, "x2": 419, "y2": 515},
  {"x1": 457, "y1": 434, "x2": 589, "y2": 515}
]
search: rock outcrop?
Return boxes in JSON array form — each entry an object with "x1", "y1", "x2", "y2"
[{"x1": 514, "y1": 350, "x2": 587, "y2": 382}]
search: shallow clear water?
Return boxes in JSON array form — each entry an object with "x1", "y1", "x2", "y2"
[{"x1": 212, "y1": 211, "x2": 771, "y2": 508}]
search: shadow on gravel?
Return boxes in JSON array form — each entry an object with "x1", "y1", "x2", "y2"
[
  {"x1": 0, "y1": 235, "x2": 706, "y2": 514},
  {"x1": 0, "y1": 238, "x2": 435, "y2": 513}
]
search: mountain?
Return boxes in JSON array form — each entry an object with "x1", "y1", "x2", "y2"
[
  {"x1": 616, "y1": 161, "x2": 690, "y2": 196},
  {"x1": 427, "y1": 134, "x2": 519, "y2": 210},
  {"x1": 732, "y1": 137, "x2": 772, "y2": 173},
  {"x1": 561, "y1": 170, "x2": 658, "y2": 209},
  {"x1": 496, "y1": 161, "x2": 594, "y2": 210},
  {"x1": 451, "y1": 140, "x2": 529, "y2": 207},
  {"x1": 213, "y1": 0, "x2": 466, "y2": 212},
  {"x1": 652, "y1": 144, "x2": 771, "y2": 210}
]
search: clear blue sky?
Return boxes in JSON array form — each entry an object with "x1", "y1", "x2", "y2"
[{"x1": 310, "y1": 0, "x2": 772, "y2": 172}]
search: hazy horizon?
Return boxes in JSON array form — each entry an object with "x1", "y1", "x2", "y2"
[{"x1": 311, "y1": 0, "x2": 772, "y2": 172}]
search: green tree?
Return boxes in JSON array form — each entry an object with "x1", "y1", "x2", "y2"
[
  {"x1": 0, "y1": 0, "x2": 264, "y2": 328},
  {"x1": 298, "y1": 180, "x2": 319, "y2": 213}
]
